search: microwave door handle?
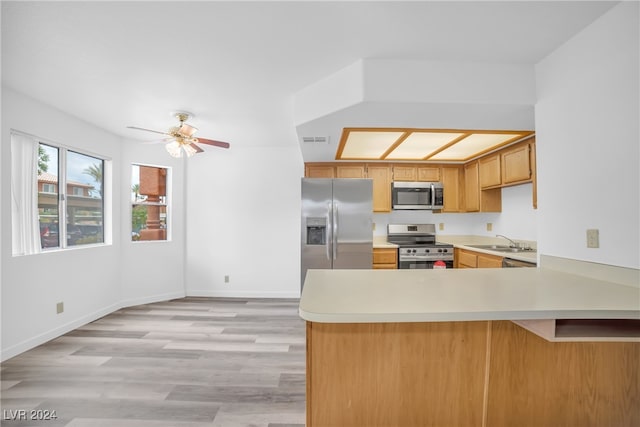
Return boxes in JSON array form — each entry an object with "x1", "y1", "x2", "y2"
[
  {"x1": 326, "y1": 202, "x2": 332, "y2": 262},
  {"x1": 332, "y1": 202, "x2": 339, "y2": 261},
  {"x1": 430, "y1": 183, "x2": 435, "y2": 208}
]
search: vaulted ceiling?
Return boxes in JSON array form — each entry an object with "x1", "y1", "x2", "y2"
[{"x1": 1, "y1": 1, "x2": 617, "y2": 161}]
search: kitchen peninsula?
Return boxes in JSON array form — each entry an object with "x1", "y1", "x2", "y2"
[{"x1": 300, "y1": 263, "x2": 640, "y2": 427}]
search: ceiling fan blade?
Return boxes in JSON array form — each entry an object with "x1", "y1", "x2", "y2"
[
  {"x1": 196, "y1": 137, "x2": 230, "y2": 149},
  {"x1": 142, "y1": 138, "x2": 172, "y2": 145},
  {"x1": 127, "y1": 126, "x2": 171, "y2": 136},
  {"x1": 190, "y1": 142, "x2": 204, "y2": 153}
]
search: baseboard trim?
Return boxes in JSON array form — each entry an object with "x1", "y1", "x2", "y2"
[
  {"x1": 119, "y1": 291, "x2": 186, "y2": 308},
  {"x1": 187, "y1": 289, "x2": 301, "y2": 299},
  {"x1": 1, "y1": 302, "x2": 121, "y2": 362},
  {"x1": 1, "y1": 291, "x2": 187, "y2": 362}
]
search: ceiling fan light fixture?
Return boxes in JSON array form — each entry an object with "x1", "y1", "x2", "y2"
[
  {"x1": 182, "y1": 144, "x2": 197, "y2": 157},
  {"x1": 179, "y1": 123, "x2": 198, "y2": 137},
  {"x1": 165, "y1": 141, "x2": 183, "y2": 158}
]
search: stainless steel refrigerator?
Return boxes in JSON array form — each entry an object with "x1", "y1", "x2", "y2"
[{"x1": 301, "y1": 178, "x2": 373, "y2": 289}]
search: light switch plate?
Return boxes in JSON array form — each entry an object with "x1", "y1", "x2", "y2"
[
  {"x1": 586, "y1": 229, "x2": 599, "y2": 248},
  {"x1": 486, "y1": 223, "x2": 493, "y2": 232},
  {"x1": 56, "y1": 302, "x2": 64, "y2": 314}
]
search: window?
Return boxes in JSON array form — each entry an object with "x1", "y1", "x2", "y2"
[
  {"x1": 42, "y1": 183, "x2": 56, "y2": 193},
  {"x1": 131, "y1": 164, "x2": 169, "y2": 241},
  {"x1": 36, "y1": 144, "x2": 105, "y2": 249}
]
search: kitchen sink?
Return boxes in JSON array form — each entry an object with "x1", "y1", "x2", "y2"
[{"x1": 467, "y1": 244, "x2": 535, "y2": 253}]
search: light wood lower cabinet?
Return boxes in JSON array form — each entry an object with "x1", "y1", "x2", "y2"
[
  {"x1": 456, "y1": 248, "x2": 503, "y2": 268},
  {"x1": 373, "y1": 248, "x2": 397, "y2": 269},
  {"x1": 306, "y1": 320, "x2": 640, "y2": 427}
]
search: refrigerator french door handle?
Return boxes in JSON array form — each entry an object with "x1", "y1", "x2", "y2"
[
  {"x1": 332, "y1": 202, "x2": 338, "y2": 261},
  {"x1": 326, "y1": 202, "x2": 332, "y2": 262}
]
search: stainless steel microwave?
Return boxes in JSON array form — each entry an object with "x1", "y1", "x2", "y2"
[{"x1": 391, "y1": 181, "x2": 444, "y2": 210}]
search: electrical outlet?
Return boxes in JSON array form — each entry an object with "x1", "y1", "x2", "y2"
[
  {"x1": 439, "y1": 223, "x2": 444, "y2": 231},
  {"x1": 56, "y1": 302, "x2": 64, "y2": 314},
  {"x1": 224, "y1": 275, "x2": 230, "y2": 283},
  {"x1": 486, "y1": 223, "x2": 493, "y2": 232},
  {"x1": 586, "y1": 229, "x2": 599, "y2": 248}
]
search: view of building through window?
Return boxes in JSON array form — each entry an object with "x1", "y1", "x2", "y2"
[
  {"x1": 38, "y1": 144, "x2": 104, "y2": 249},
  {"x1": 131, "y1": 164, "x2": 168, "y2": 241}
]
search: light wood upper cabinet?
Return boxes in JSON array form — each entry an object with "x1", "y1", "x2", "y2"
[
  {"x1": 366, "y1": 165, "x2": 392, "y2": 212},
  {"x1": 441, "y1": 166, "x2": 462, "y2": 213},
  {"x1": 393, "y1": 165, "x2": 440, "y2": 182},
  {"x1": 306, "y1": 164, "x2": 335, "y2": 178},
  {"x1": 417, "y1": 166, "x2": 440, "y2": 181},
  {"x1": 502, "y1": 143, "x2": 532, "y2": 185},
  {"x1": 392, "y1": 165, "x2": 418, "y2": 181},
  {"x1": 336, "y1": 164, "x2": 365, "y2": 178},
  {"x1": 464, "y1": 162, "x2": 480, "y2": 212},
  {"x1": 479, "y1": 154, "x2": 501, "y2": 189}
]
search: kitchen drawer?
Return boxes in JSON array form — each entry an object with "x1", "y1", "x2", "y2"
[
  {"x1": 373, "y1": 248, "x2": 397, "y2": 269},
  {"x1": 457, "y1": 251, "x2": 477, "y2": 268}
]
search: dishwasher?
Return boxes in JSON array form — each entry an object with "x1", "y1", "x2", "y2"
[{"x1": 502, "y1": 258, "x2": 537, "y2": 268}]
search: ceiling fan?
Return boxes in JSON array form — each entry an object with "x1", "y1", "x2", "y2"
[{"x1": 127, "y1": 111, "x2": 230, "y2": 158}]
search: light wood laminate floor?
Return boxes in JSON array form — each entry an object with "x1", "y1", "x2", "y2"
[{"x1": 1, "y1": 297, "x2": 306, "y2": 427}]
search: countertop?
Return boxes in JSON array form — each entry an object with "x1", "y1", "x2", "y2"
[
  {"x1": 299, "y1": 268, "x2": 640, "y2": 323},
  {"x1": 373, "y1": 234, "x2": 537, "y2": 263}
]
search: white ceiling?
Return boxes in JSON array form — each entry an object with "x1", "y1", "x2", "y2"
[{"x1": 1, "y1": 1, "x2": 617, "y2": 160}]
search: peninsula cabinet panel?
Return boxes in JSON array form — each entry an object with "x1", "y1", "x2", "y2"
[
  {"x1": 486, "y1": 320, "x2": 640, "y2": 427},
  {"x1": 306, "y1": 321, "x2": 488, "y2": 427}
]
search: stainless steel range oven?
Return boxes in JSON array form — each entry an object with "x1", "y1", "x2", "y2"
[{"x1": 387, "y1": 224, "x2": 454, "y2": 269}]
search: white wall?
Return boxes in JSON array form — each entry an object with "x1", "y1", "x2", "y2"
[
  {"x1": 373, "y1": 183, "x2": 537, "y2": 242},
  {"x1": 185, "y1": 100, "x2": 304, "y2": 298},
  {"x1": 535, "y1": 2, "x2": 639, "y2": 268},
  {"x1": 119, "y1": 140, "x2": 187, "y2": 306},
  {"x1": 1, "y1": 87, "x2": 123, "y2": 360},
  {"x1": 1, "y1": 87, "x2": 189, "y2": 361}
]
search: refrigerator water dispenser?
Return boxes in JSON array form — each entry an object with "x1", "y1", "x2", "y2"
[{"x1": 306, "y1": 217, "x2": 326, "y2": 245}]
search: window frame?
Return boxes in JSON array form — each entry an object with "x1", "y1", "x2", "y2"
[
  {"x1": 36, "y1": 138, "x2": 110, "y2": 252},
  {"x1": 130, "y1": 163, "x2": 171, "y2": 243}
]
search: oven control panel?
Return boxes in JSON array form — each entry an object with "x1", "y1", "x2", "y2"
[{"x1": 399, "y1": 247, "x2": 454, "y2": 261}]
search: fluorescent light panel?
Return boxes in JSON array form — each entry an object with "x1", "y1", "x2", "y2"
[
  {"x1": 429, "y1": 133, "x2": 519, "y2": 160},
  {"x1": 340, "y1": 131, "x2": 404, "y2": 159},
  {"x1": 386, "y1": 132, "x2": 465, "y2": 159}
]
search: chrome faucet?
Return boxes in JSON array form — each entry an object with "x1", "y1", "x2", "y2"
[{"x1": 496, "y1": 234, "x2": 518, "y2": 248}]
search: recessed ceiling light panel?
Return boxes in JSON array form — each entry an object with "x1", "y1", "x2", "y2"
[
  {"x1": 386, "y1": 132, "x2": 466, "y2": 160},
  {"x1": 339, "y1": 131, "x2": 405, "y2": 159},
  {"x1": 335, "y1": 128, "x2": 533, "y2": 161},
  {"x1": 428, "y1": 133, "x2": 523, "y2": 161}
]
